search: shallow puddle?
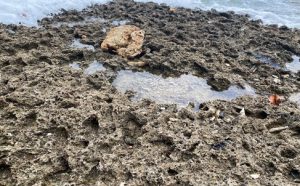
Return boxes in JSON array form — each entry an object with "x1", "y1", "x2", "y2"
[
  {"x1": 69, "y1": 60, "x2": 105, "y2": 74},
  {"x1": 84, "y1": 60, "x2": 106, "y2": 75},
  {"x1": 111, "y1": 20, "x2": 130, "y2": 26},
  {"x1": 112, "y1": 70, "x2": 256, "y2": 108},
  {"x1": 70, "y1": 39, "x2": 95, "y2": 51},
  {"x1": 285, "y1": 55, "x2": 300, "y2": 73},
  {"x1": 254, "y1": 53, "x2": 281, "y2": 69},
  {"x1": 289, "y1": 93, "x2": 300, "y2": 106},
  {"x1": 255, "y1": 54, "x2": 300, "y2": 72},
  {"x1": 69, "y1": 62, "x2": 81, "y2": 70}
]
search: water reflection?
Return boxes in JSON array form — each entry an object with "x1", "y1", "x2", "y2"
[
  {"x1": 70, "y1": 39, "x2": 95, "y2": 51},
  {"x1": 254, "y1": 53, "x2": 281, "y2": 69},
  {"x1": 84, "y1": 60, "x2": 106, "y2": 75},
  {"x1": 69, "y1": 60, "x2": 105, "y2": 75},
  {"x1": 111, "y1": 20, "x2": 130, "y2": 26},
  {"x1": 286, "y1": 55, "x2": 300, "y2": 73},
  {"x1": 112, "y1": 70, "x2": 256, "y2": 108},
  {"x1": 69, "y1": 62, "x2": 81, "y2": 70}
]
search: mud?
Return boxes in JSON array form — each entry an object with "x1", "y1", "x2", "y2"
[{"x1": 1, "y1": 0, "x2": 300, "y2": 185}]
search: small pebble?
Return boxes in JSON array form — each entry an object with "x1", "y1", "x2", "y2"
[
  {"x1": 273, "y1": 78, "x2": 281, "y2": 84},
  {"x1": 169, "y1": 118, "x2": 179, "y2": 122},
  {"x1": 250, "y1": 173, "x2": 260, "y2": 179}
]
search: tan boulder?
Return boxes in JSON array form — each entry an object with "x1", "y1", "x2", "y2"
[{"x1": 101, "y1": 25, "x2": 145, "y2": 58}]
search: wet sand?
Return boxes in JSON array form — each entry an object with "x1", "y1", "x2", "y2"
[{"x1": 1, "y1": 0, "x2": 300, "y2": 185}]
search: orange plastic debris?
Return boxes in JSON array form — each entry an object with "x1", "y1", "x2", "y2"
[{"x1": 269, "y1": 94, "x2": 281, "y2": 106}]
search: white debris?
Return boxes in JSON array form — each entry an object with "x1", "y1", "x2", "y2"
[{"x1": 250, "y1": 173, "x2": 260, "y2": 179}]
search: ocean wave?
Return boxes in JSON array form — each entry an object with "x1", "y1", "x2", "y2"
[{"x1": 0, "y1": 0, "x2": 299, "y2": 28}]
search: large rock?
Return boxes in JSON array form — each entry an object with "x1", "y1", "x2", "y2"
[{"x1": 101, "y1": 25, "x2": 145, "y2": 58}]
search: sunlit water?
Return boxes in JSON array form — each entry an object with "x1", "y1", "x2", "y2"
[
  {"x1": 286, "y1": 56, "x2": 300, "y2": 73},
  {"x1": 112, "y1": 70, "x2": 256, "y2": 108},
  {"x1": 255, "y1": 54, "x2": 300, "y2": 73},
  {"x1": 69, "y1": 60, "x2": 105, "y2": 75},
  {"x1": 111, "y1": 20, "x2": 130, "y2": 26},
  {"x1": 0, "y1": 0, "x2": 299, "y2": 28},
  {"x1": 84, "y1": 60, "x2": 106, "y2": 75},
  {"x1": 69, "y1": 62, "x2": 81, "y2": 70},
  {"x1": 70, "y1": 39, "x2": 95, "y2": 51},
  {"x1": 137, "y1": 0, "x2": 300, "y2": 28},
  {"x1": 254, "y1": 53, "x2": 281, "y2": 69}
]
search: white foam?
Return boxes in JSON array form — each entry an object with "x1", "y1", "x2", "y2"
[
  {"x1": 0, "y1": 0, "x2": 109, "y2": 26},
  {"x1": 0, "y1": 0, "x2": 299, "y2": 28},
  {"x1": 136, "y1": 0, "x2": 300, "y2": 28}
]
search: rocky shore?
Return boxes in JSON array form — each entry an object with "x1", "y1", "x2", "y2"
[{"x1": 1, "y1": 0, "x2": 300, "y2": 185}]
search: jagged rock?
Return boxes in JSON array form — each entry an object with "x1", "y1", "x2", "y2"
[{"x1": 101, "y1": 25, "x2": 145, "y2": 58}]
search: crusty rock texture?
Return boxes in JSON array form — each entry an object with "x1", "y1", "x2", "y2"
[
  {"x1": 1, "y1": 0, "x2": 300, "y2": 185},
  {"x1": 101, "y1": 25, "x2": 145, "y2": 58}
]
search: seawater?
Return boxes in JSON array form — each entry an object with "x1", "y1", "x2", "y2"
[
  {"x1": 112, "y1": 70, "x2": 256, "y2": 108},
  {"x1": 70, "y1": 39, "x2": 95, "y2": 51},
  {"x1": 0, "y1": 0, "x2": 299, "y2": 28},
  {"x1": 84, "y1": 61, "x2": 106, "y2": 75},
  {"x1": 69, "y1": 60, "x2": 106, "y2": 75},
  {"x1": 286, "y1": 56, "x2": 300, "y2": 73},
  {"x1": 137, "y1": 0, "x2": 300, "y2": 28}
]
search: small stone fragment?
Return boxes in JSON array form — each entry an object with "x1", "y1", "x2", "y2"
[
  {"x1": 169, "y1": 118, "x2": 179, "y2": 122},
  {"x1": 101, "y1": 25, "x2": 145, "y2": 58},
  {"x1": 240, "y1": 108, "x2": 246, "y2": 117},
  {"x1": 282, "y1": 74, "x2": 290, "y2": 78},
  {"x1": 273, "y1": 78, "x2": 281, "y2": 84},
  {"x1": 269, "y1": 126, "x2": 289, "y2": 133},
  {"x1": 127, "y1": 61, "x2": 147, "y2": 67},
  {"x1": 250, "y1": 173, "x2": 260, "y2": 179}
]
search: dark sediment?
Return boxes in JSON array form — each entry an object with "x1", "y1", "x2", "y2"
[{"x1": 1, "y1": 0, "x2": 300, "y2": 185}]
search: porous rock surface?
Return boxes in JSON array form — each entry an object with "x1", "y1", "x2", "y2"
[
  {"x1": 1, "y1": 0, "x2": 300, "y2": 185},
  {"x1": 101, "y1": 25, "x2": 145, "y2": 58}
]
